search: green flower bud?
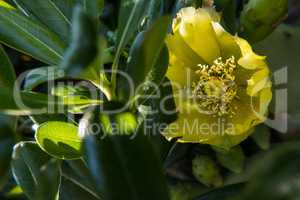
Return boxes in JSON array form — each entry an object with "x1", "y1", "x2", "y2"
[
  {"x1": 192, "y1": 155, "x2": 223, "y2": 187},
  {"x1": 169, "y1": 182, "x2": 208, "y2": 200},
  {"x1": 100, "y1": 111, "x2": 138, "y2": 136},
  {"x1": 213, "y1": 145, "x2": 245, "y2": 173},
  {"x1": 240, "y1": 0, "x2": 288, "y2": 43}
]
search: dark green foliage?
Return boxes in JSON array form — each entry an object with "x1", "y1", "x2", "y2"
[{"x1": 0, "y1": 0, "x2": 295, "y2": 200}]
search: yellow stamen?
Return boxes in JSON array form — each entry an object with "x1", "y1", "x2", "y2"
[{"x1": 193, "y1": 56, "x2": 237, "y2": 116}]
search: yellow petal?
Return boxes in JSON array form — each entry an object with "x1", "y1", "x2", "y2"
[
  {"x1": 162, "y1": 115, "x2": 251, "y2": 149},
  {"x1": 235, "y1": 37, "x2": 267, "y2": 70},
  {"x1": 166, "y1": 31, "x2": 205, "y2": 69},
  {"x1": 162, "y1": 104, "x2": 219, "y2": 142},
  {"x1": 166, "y1": 61, "x2": 198, "y2": 91},
  {"x1": 247, "y1": 68, "x2": 270, "y2": 96},
  {"x1": 208, "y1": 132, "x2": 251, "y2": 150},
  {"x1": 238, "y1": 54, "x2": 267, "y2": 70},
  {"x1": 259, "y1": 83, "x2": 272, "y2": 117},
  {"x1": 176, "y1": 7, "x2": 221, "y2": 64},
  {"x1": 212, "y1": 22, "x2": 241, "y2": 59},
  {"x1": 162, "y1": 102, "x2": 251, "y2": 149},
  {"x1": 235, "y1": 37, "x2": 253, "y2": 55},
  {"x1": 162, "y1": 85, "x2": 271, "y2": 148},
  {"x1": 205, "y1": 7, "x2": 221, "y2": 22},
  {"x1": 228, "y1": 83, "x2": 271, "y2": 137}
]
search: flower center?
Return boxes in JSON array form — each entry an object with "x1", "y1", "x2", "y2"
[{"x1": 193, "y1": 56, "x2": 238, "y2": 117}]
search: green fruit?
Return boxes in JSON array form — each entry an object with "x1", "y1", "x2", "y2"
[{"x1": 240, "y1": 0, "x2": 288, "y2": 43}]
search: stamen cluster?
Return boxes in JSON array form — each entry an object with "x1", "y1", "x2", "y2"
[{"x1": 193, "y1": 56, "x2": 238, "y2": 116}]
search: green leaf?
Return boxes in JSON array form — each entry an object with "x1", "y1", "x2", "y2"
[
  {"x1": 31, "y1": 113, "x2": 72, "y2": 125},
  {"x1": 117, "y1": 16, "x2": 171, "y2": 102},
  {"x1": 0, "y1": 85, "x2": 100, "y2": 116},
  {"x1": 59, "y1": 176, "x2": 101, "y2": 200},
  {"x1": 214, "y1": 0, "x2": 230, "y2": 8},
  {"x1": 51, "y1": 85, "x2": 96, "y2": 100},
  {"x1": 111, "y1": 0, "x2": 151, "y2": 91},
  {"x1": 238, "y1": 142, "x2": 300, "y2": 199},
  {"x1": 0, "y1": 1, "x2": 66, "y2": 64},
  {"x1": 137, "y1": 79, "x2": 176, "y2": 162},
  {"x1": 77, "y1": 37, "x2": 113, "y2": 100},
  {"x1": 23, "y1": 62, "x2": 111, "y2": 101},
  {"x1": 0, "y1": 45, "x2": 16, "y2": 88},
  {"x1": 79, "y1": 0, "x2": 104, "y2": 18},
  {"x1": 116, "y1": 0, "x2": 150, "y2": 50},
  {"x1": 12, "y1": 0, "x2": 72, "y2": 42},
  {"x1": 214, "y1": 0, "x2": 238, "y2": 34},
  {"x1": 51, "y1": 0, "x2": 77, "y2": 21},
  {"x1": 13, "y1": 66, "x2": 83, "y2": 123},
  {"x1": 142, "y1": 45, "x2": 169, "y2": 96},
  {"x1": 61, "y1": 6, "x2": 98, "y2": 76},
  {"x1": 61, "y1": 160, "x2": 101, "y2": 198},
  {"x1": 51, "y1": 85, "x2": 103, "y2": 114},
  {"x1": 146, "y1": 0, "x2": 163, "y2": 25},
  {"x1": 23, "y1": 66, "x2": 64, "y2": 91},
  {"x1": 0, "y1": 88, "x2": 66, "y2": 116},
  {"x1": 139, "y1": 77, "x2": 177, "y2": 125},
  {"x1": 239, "y1": 0, "x2": 288, "y2": 43},
  {"x1": 250, "y1": 125, "x2": 270, "y2": 150},
  {"x1": 0, "y1": 45, "x2": 16, "y2": 189},
  {"x1": 0, "y1": 115, "x2": 15, "y2": 189},
  {"x1": 157, "y1": 78, "x2": 178, "y2": 123},
  {"x1": 11, "y1": 142, "x2": 60, "y2": 200},
  {"x1": 213, "y1": 145, "x2": 245, "y2": 173},
  {"x1": 83, "y1": 127, "x2": 170, "y2": 200},
  {"x1": 193, "y1": 183, "x2": 244, "y2": 200},
  {"x1": 0, "y1": 88, "x2": 55, "y2": 115},
  {"x1": 35, "y1": 121, "x2": 82, "y2": 160}
]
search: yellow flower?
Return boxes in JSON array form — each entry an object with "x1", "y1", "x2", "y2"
[{"x1": 163, "y1": 7, "x2": 272, "y2": 149}]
